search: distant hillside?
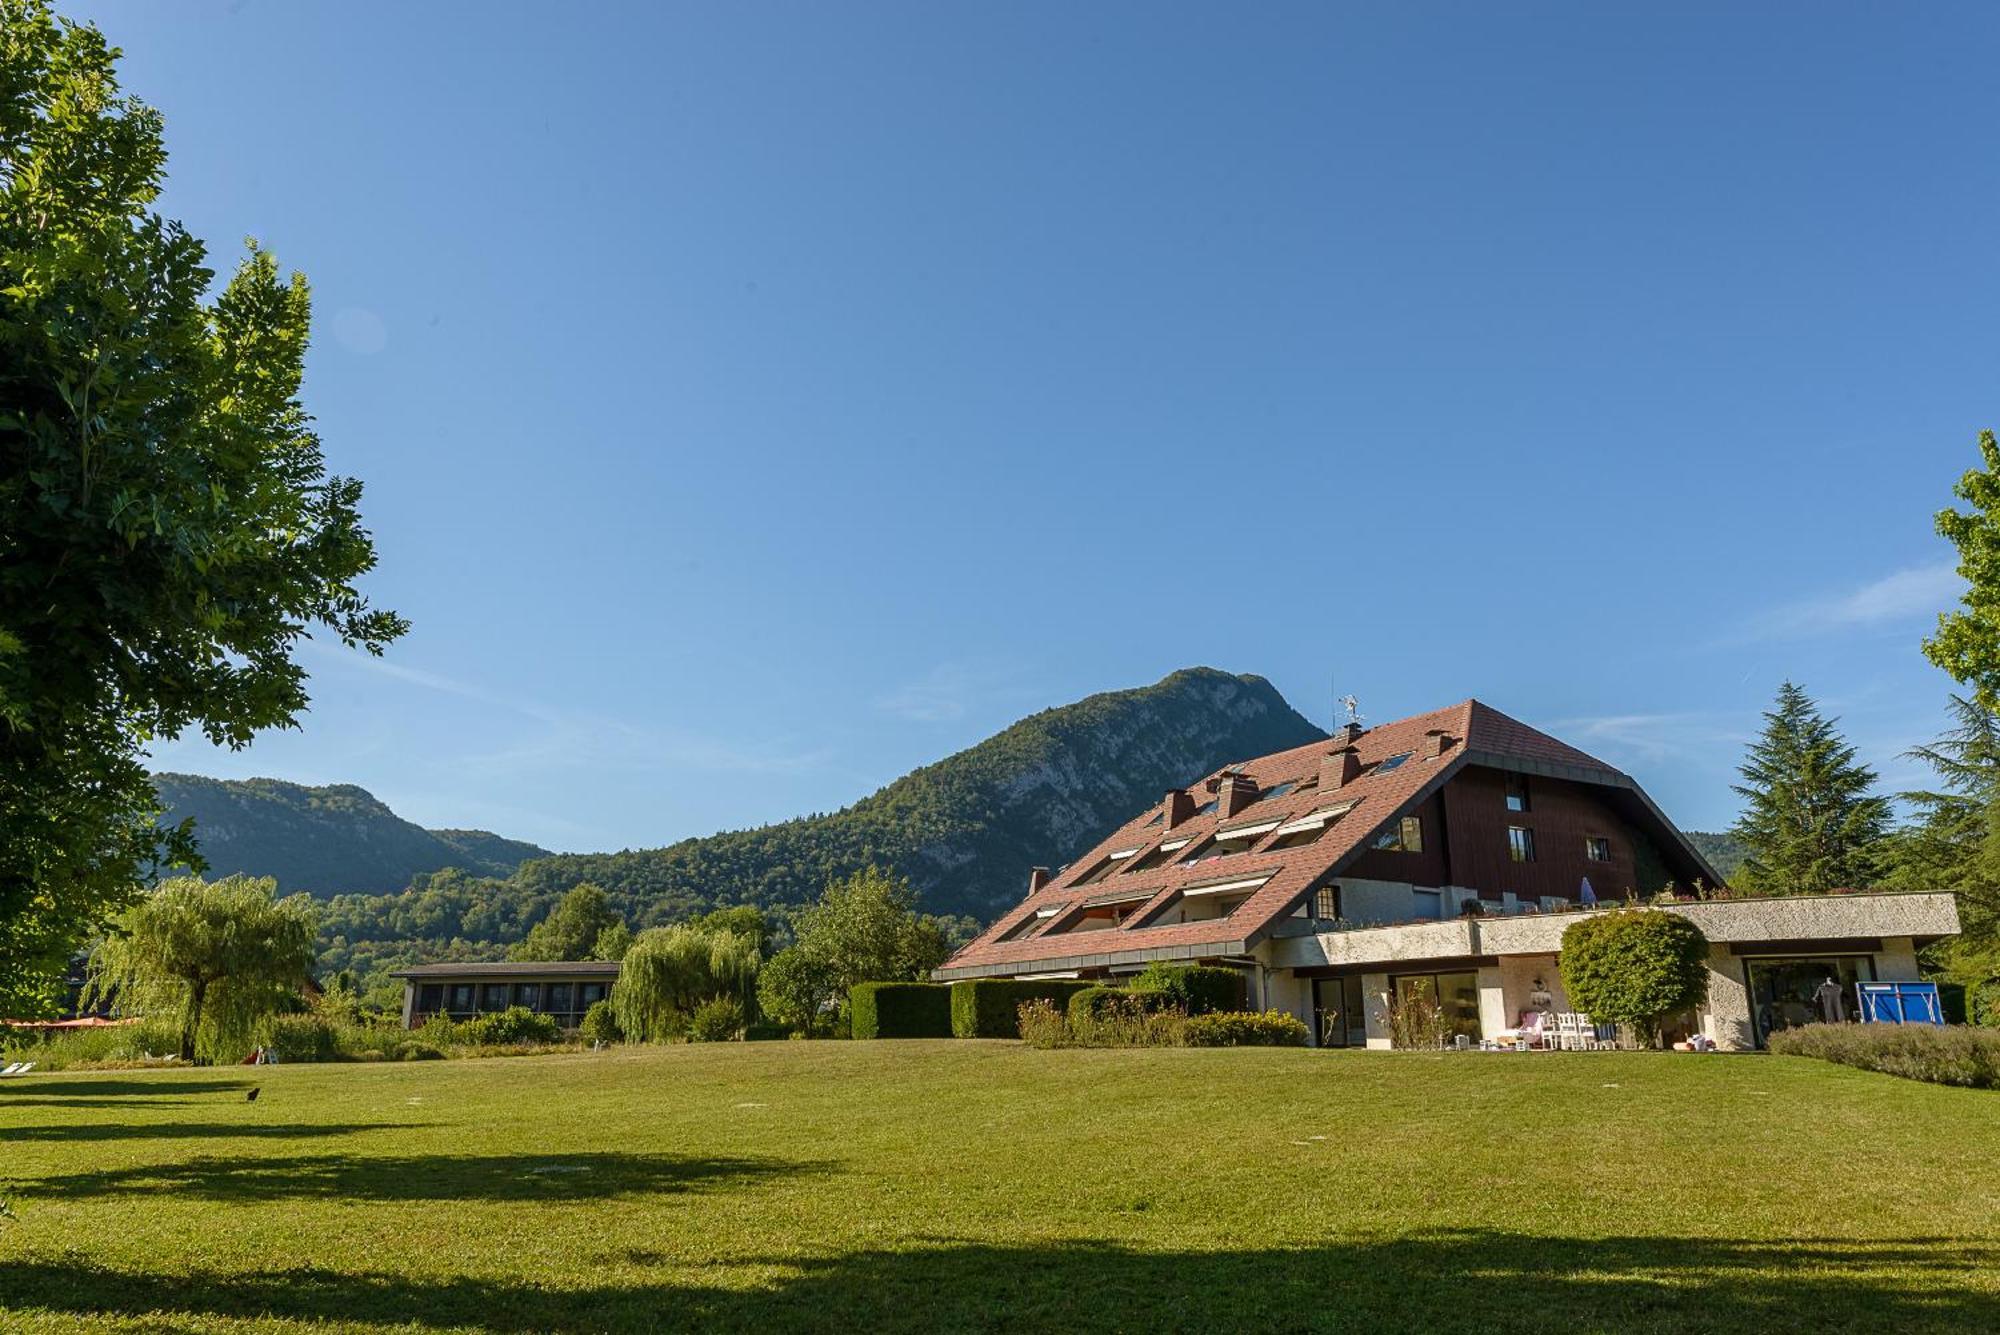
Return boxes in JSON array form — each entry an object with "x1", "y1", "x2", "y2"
[
  {"x1": 1685, "y1": 830, "x2": 1748, "y2": 881},
  {"x1": 152, "y1": 774, "x2": 552, "y2": 895},
  {"x1": 514, "y1": 667, "x2": 1327, "y2": 925}
]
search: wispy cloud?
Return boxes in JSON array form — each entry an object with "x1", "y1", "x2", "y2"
[
  {"x1": 1540, "y1": 711, "x2": 1751, "y2": 766},
  {"x1": 1730, "y1": 561, "x2": 1962, "y2": 644}
]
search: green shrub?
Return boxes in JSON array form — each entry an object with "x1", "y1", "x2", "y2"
[
  {"x1": 687, "y1": 996, "x2": 745, "y2": 1043},
  {"x1": 1183, "y1": 1009, "x2": 1310, "y2": 1048},
  {"x1": 850, "y1": 982, "x2": 952, "y2": 1039},
  {"x1": 1020, "y1": 994, "x2": 1188, "y2": 1049},
  {"x1": 260, "y1": 1014, "x2": 338, "y2": 1062},
  {"x1": 1559, "y1": 909, "x2": 1709, "y2": 1043},
  {"x1": 396, "y1": 1042, "x2": 445, "y2": 1061},
  {"x1": 1769, "y1": 1022, "x2": 2000, "y2": 1088},
  {"x1": 466, "y1": 1006, "x2": 563, "y2": 1046},
  {"x1": 1128, "y1": 962, "x2": 1245, "y2": 1015},
  {"x1": 580, "y1": 999, "x2": 622, "y2": 1044},
  {"x1": 950, "y1": 979, "x2": 1095, "y2": 1038},
  {"x1": 1066, "y1": 985, "x2": 1131, "y2": 1024},
  {"x1": 0, "y1": 1018, "x2": 184, "y2": 1071}
]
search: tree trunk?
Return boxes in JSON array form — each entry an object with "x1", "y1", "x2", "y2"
[{"x1": 182, "y1": 978, "x2": 205, "y2": 1064}]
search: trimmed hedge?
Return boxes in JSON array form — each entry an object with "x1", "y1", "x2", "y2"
[
  {"x1": 1183, "y1": 1009, "x2": 1311, "y2": 1048},
  {"x1": 951, "y1": 979, "x2": 1095, "y2": 1038},
  {"x1": 851, "y1": 982, "x2": 953, "y2": 1039},
  {"x1": 1129, "y1": 962, "x2": 1247, "y2": 1016},
  {"x1": 1769, "y1": 1022, "x2": 2000, "y2": 1089}
]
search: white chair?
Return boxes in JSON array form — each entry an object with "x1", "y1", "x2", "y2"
[{"x1": 1, "y1": 1061, "x2": 33, "y2": 1077}]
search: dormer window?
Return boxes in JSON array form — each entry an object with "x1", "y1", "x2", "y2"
[
  {"x1": 1182, "y1": 819, "x2": 1280, "y2": 864},
  {"x1": 1072, "y1": 848, "x2": 1140, "y2": 886},
  {"x1": 1266, "y1": 800, "x2": 1358, "y2": 850},
  {"x1": 1124, "y1": 837, "x2": 1191, "y2": 873}
]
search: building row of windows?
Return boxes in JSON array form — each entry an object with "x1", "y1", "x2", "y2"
[
  {"x1": 1506, "y1": 826, "x2": 1615, "y2": 864},
  {"x1": 416, "y1": 979, "x2": 609, "y2": 1017}
]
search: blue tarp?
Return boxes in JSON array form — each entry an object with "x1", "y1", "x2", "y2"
[{"x1": 1856, "y1": 981, "x2": 1944, "y2": 1026}]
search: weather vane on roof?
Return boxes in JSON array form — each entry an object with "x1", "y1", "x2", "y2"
[{"x1": 1340, "y1": 693, "x2": 1362, "y2": 729}]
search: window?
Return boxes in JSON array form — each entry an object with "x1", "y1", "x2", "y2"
[
  {"x1": 1183, "y1": 821, "x2": 1278, "y2": 864},
  {"x1": 1585, "y1": 835, "x2": 1612, "y2": 862},
  {"x1": 1373, "y1": 815, "x2": 1423, "y2": 853},
  {"x1": 1746, "y1": 956, "x2": 1875, "y2": 1046},
  {"x1": 1312, "y1": 885, "x2": 1341, "y2": 920},
  {"x1": 481, "y1": 983, "x2": 509, "y2": 1011},
  {"x1": 1073, "y1": 848, "x2": 1138, "y2": 885},
  {"x1": 545, "y1": 982, "x2": 574, "y2": 1015},
  {"x1": 1314, "y1": 975, "x2": 1367, "y2": 1047},
  {"x1": 447, "y1": 983, "x2": 476, "y2": 1013},
  {"x1": 1195, "y1": 798, "x2": 1218, "y2": 815},
  {"x1": 1505, "y1": 775, "x2": 1530, "y2": 812},
  {"x1": 1374, "y1": 752, "x2": 1412, "y2": 775},
  {"x1": 1392, "y1": 971, "x2": 1482, "y2": 1043},
  {"x1": 579, "y1": 982, "x2": 607, "y2": 1008},
  {"x1": 1267, "y1": 801, "x2": 1357, "y2": 850},
  {"x1": 1252, "y1": 780, "x2": 1297, "y2": 805},
  {"x1": 1124, "y1": 838, "x2": 1190, "y2": 873},
  {"x1": 1144, "y1": 810, "x2": 1164, "y2": 826},
  {"x1": 417, "y1": 983, "x2": 443, "y2": 1012},
  {"x1": 1508, "y1": 826, "x2": 1536, "y2": 862},
  {"x1": 511, "y1": 982, "x2": 541, "y2": 1009}
]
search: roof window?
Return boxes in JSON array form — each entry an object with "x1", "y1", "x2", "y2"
[{"x1": 1374, "y1": 752, "x2": 1413, "y2": 775}]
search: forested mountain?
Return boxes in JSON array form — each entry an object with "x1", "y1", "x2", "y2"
[
  {"x1": 511, "y1": 667, "x2": 1326, "y2": 924},
  {"x1": 307, "y1": 668, "x2": 1325, "y2": 987},
  {"x1": 1684, "y1": 830, "x2": 1748, "y2": 881},
  {"x1": 152, "y1": 774, "x2": 551, "y2": 894}
]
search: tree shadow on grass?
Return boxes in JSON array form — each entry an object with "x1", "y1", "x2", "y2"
[
  {"x1": 1, "y1": 1231, "x2": 1994, "y2": 1334},
  {"x1": 5, "y1": 1121, "x2": 422, "y2": 1143},
  {"x1": 25, "y1": 1150, "x2": 823, "y2": 1204},
  {"x1": 2, "y1": 1077, "x2": 254, "y2": 1096}
]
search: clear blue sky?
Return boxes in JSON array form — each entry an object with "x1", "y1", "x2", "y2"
[{"x1": 90, "y1": 2, "x2": 2000, "y2": 851}]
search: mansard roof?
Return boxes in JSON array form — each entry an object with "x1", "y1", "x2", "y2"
[{"x1": 936, "y1": 698, "x2": 1718, "y2": 979}]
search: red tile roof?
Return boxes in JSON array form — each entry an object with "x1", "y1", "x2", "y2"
[{"x1": 936, "y1": 699, "x2": 1655, "y2": 979}]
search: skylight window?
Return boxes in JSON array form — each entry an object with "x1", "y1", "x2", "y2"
[
  {"x1": 1252, "y1": 780, "x2": 1297, "y2": 805},
  {"x1": 1374, "y1": 752, "x2": 1412, "y2": 775}
]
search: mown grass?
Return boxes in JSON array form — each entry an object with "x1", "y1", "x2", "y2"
[{"x1": 1, "y1": 1042, "x2": 1996, "y2": 1333}]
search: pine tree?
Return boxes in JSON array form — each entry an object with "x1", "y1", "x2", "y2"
[{"x1": 1730, "y1": 682, "x2": 1891, "y2": 894}]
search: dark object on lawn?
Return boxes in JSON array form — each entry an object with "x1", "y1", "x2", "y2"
[{"x1": 246, "y1": 1087, "x2": 260, "y2": 1102}]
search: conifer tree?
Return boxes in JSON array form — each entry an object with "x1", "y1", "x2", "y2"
[{"x1": 1730, "y1": 682, "x2": 1891, "y2": 894}]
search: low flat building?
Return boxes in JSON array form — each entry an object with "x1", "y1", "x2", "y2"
[
  {"x1": 936, "y1": 699, "x2": 1961, "y2": 1050},
  {"x1": 391, "y1": 961, "x2": 620, "y2": 1030}
]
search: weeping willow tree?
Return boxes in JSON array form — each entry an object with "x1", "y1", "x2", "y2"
[
  {"x1": 611, "y1": 922, "x2": 761, "y2": 1042},
  {"x1": 85, "y1": 875, "x2": 317, "y2": 1063}
]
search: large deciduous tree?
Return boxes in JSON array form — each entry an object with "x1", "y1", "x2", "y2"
[
  {"x1": 758, "y1": 866, "x2": 951, "y2": 1037},
  {"x1": 507, "y1": 883, "x2": 626, "y2": 962},
  {"x1": 0, "y1": 1, "x2": 404, "y2": 1010},
  {"x1": 1925, "y1": 430, "x2": 2000, "y2": 711},
  {"x1": 610, "y1": 920, "x2": 762, "y2": 1042},
  {"x1": 85, "y1": 874, "x2": 318, "y2": 1063},
  {"x1": 1730, "y1": 682, "x2": 1890, "y2": 895}
]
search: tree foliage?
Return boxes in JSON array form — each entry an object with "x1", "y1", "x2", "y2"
[
  {"x1": 1924, "y1": 429, "x2": 2000, "y2": 712},
  {"x1": 1559, "y1": 909, "x2": 1710, "y2": 1043},
  {"x1": 1729, "y1": 682, "x2": 1890, "y2": 894},
  {"x1": 610, "y1": 920, "x2": 761, "y2": 1043},
  {"x1": 757, "y1": 867, "x2": 952, "y2": 1036},
  {"x1": 507, "y1": 883, "x2": 624, "y2": 962},
  {"x1": 1882, "y1": 695, "x2": 2000, "y2": 1012},
  {"x1": 0, "y1": 1, "x2": 403, "y2": 1010},
  {"x1": 84, "y1": 874, "x2": 318, "y2": 1062}
]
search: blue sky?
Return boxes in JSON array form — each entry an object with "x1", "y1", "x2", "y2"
[{"x1": 91, "y1": 2, "x2": 2000, "y2": 851}]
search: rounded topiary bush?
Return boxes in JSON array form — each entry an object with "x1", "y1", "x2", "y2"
[
  {"x1": 580, "y1": 998, "x2": 622, "y2": 1044},
  {"x1": 1559, "y1": 909, "x2": 1709, "y2": 1044}
]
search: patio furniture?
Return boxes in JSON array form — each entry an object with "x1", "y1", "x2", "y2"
[{"x1": 1, "y1": 1061, "x2": 35, "y2": 1077}]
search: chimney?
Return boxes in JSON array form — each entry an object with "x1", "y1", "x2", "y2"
[
  {"x1": 1162, "y1": 788, "x2": 1196, "y2": 830},
  {"x1": 1216, "y1": 774, "x2": 1258, "y2": 819},
  {"x1": 1026, "y1": 867, "x2": 1052, "y2": 896},
  {"x1": 1339, "y1": 721, "x2": 1364, "y2": 745},
  {"x1": 1422, "y1": 729, "x2": 1451, "y2": 760},
  {"x1": 1320, "y1": 745, "x2": 1362, "y2": 792}
]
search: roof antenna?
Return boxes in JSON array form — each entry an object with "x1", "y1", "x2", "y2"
[{"x1": 1341, "y1": 694, "x2": 1362, "y2": 730}]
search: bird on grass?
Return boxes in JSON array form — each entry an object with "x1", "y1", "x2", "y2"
[{"x1": 246, "y1": 1087, "x2": 260, "y2": 1103}]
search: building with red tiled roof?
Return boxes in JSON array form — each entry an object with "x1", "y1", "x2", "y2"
[{"x1": 936, "y1": 700, "x2": 1960, "y2": 1050}]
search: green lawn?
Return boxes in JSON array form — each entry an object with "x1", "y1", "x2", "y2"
[{"x1": 1, "y1": 1043, "x2": 1995, "y2": 1333}]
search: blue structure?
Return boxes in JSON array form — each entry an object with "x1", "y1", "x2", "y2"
[{"x1": 1856, "y1": 981, "x2": 1944, "y2": 1026}]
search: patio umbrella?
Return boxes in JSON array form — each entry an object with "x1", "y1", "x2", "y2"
[{"x1": 1579, "y1": 877, "x2": 1597, "y2": 906}]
